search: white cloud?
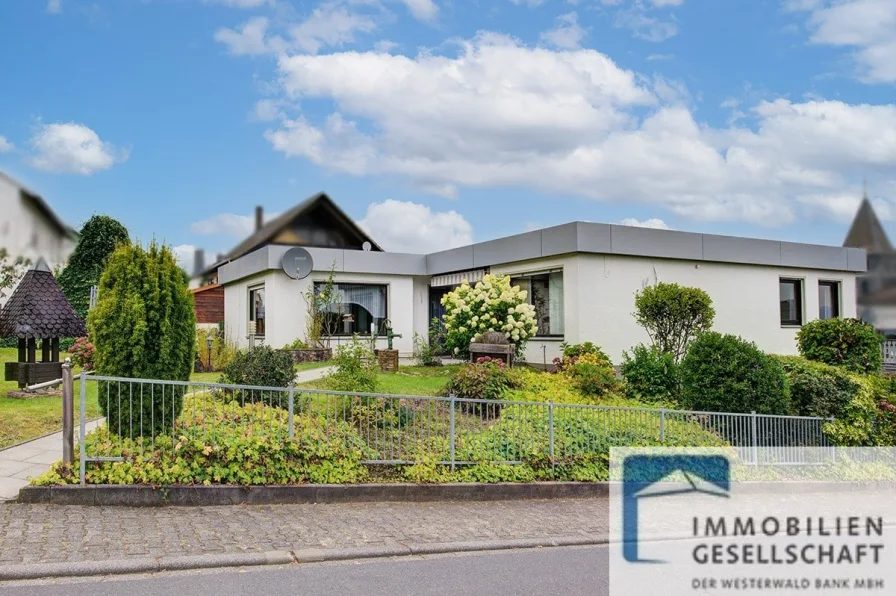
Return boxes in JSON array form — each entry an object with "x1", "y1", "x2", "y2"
[
  {"x1": 620, "y1": 217, "x2": 670, "y2": 229},
  {"x1": 647, "y1": 53, "x2": 674, "y2": 61},
  {"x1": 0, "y1": 136, "x2": 13, "y2": 153},
  {"x1": 215, "y1": 17, "x2": 283, "y2": 56},
  {"x1": 399, "y1": 0, "x2": 439, "y2": 23},
  {"x1": 650, "y1": 0, "x2": 683, "y2": 6},
  {"x1": 28, "y1": 122, "x2": 127, "y2": 175},
  {"x1": 172, "y1": 244, "x2": 197, "y2": 273},
  {"x1": 190, "y1": 211, "x2": 281, "y2": 238},
  {"x1": 540, "y1": 12, "x2": 587, "y2": 50},
  {"x1": 794, "y1": 0, "x2": 896, "y2": 83},
  {"x1": 605, "y1": 0, "x2": 682, "y2": 42},
  {"x1": 203, "y1": 0, "x2": 273, "y2": 8},
  {"x1": 290, "y1": 3, "x2": 378, "y2": 54},
  {"x1": 359, "y1": 200, "x2": 473, "y2": 253},
  {"x1": 251, "y1": 98, "x2": 285, "y2": 121},
  {"x1": 256, "y1": 32, "x2": 896, "y2": 227},
  {"x1": 374, "y1": 40, "x2": 399, "y2": 53},
  {"x1": 511, "y1": 0, "x2": 544, "y2": 6},
  {"x1": 47, "y1": 0, "x2": 62, "y2": 14}
]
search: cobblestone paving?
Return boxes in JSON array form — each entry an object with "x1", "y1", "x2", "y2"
[{"x1": 0, "y1": 499, "x2": 608, "y2": 566}]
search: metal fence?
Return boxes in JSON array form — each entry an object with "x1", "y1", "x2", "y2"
[
  {"x1": 883, "y1": 340, "x2": 896, "y2": 372},
  {"x1": 77, "y1": 372, "x2": 834, "y2": 485}
]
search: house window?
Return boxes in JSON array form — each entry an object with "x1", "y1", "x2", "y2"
[
  {"x1": 510, "y1": 271, "x2": 564, "y2": 337},
  {"x1": 818, "y1": 281, "x2": 840, "y2": 320},
  {"x1": 249, "y1": 286, "x2": 265, "y2": 336},
  {"x1": 779, "y1": 278, "x2": 803, "y2": 326},
  {"x1": 315, "y1": 283, "x2": 388, "y2": 336}
]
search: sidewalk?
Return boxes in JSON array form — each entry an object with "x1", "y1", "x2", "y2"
[
  {"x1": 0, "y1": 497, "x2": 608, "y2": 575},
  {"x1": 0, "y1": 420, "x2": 103, "y2": 502}
]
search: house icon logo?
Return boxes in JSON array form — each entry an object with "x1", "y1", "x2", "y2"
[{"x1": 622, "y1": 454, "x2": 730, "y2": 564}]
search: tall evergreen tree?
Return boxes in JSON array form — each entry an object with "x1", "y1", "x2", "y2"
[
  {"x1": 89, "y1": 241, "x2": 196, "y2": 437},
  {"x1": 58, "y1": 215, "x2": 130, "y2": 321}
]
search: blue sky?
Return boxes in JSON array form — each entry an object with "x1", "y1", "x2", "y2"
[{"x1": 1, "y1": 0, "x2": 895, "y2": 265}]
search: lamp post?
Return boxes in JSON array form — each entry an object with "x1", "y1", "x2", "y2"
[{"x1": 206, "y1": 334, "x2": 214, "y2": 371}]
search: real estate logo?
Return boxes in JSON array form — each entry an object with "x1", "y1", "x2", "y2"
[{"x1": 622, "y1": 454, "x2": 730, "y2": 563}]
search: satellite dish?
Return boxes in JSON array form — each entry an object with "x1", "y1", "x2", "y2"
[
  {"x1": 362, "y1": 241, "x2": 372, "y2": 252},
  {"x1": 282, "y1": 247, "x2": 314, "y2": 280}
]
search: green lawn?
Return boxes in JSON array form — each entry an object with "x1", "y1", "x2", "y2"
[{"x1": 299, "y1": 364, "x2": 461, "y2": 396}]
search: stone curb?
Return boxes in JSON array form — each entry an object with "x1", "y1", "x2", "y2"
[
  {"x1": 0, "y1": 538, "x2": 607, "y2": 582},
  {"x1": 17, "y1": 480, "x2": 896, "y2": 506}
]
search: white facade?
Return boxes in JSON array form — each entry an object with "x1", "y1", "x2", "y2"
[
  {"x1": 0, "y1": 173, "x2": 76, "y2": 272},
  {"x1": 219, "y1": 221, "x2": 864, "y2": 366},
  {"x1": 493, "y1": 254, "x2": 857, "y2": 365}
]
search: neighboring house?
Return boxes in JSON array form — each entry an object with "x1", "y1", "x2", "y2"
[
  {"x1": 0, "y1": 171, "x2": 78, "y2": 276},
  {"x1": 191, "y1": 283, "x2": 225, "y2": 331},
  {"x1": 218, "y1": 194, "x2": 864, "y2": 364},
  {"x1": 843, "y1": 192, "x2": 896, "y2": 335}
]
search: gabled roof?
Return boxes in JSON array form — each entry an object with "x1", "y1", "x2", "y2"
[
  {"x1": 844, "y1": 197, "x2": 892, "y2": 254},
  {"x1": 0, "y1": 259, "x2": 87, "y2": 339},
  {"x1": 199, "y1": 192, "x2": 383, "y2": 277},
  {"x1": 0, "y1": 171, "x2": 78, "y2": 241}
]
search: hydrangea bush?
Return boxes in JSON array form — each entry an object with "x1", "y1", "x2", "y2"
[{"x1": 441, "y1": 274, "x2": 538, "y2": 359}]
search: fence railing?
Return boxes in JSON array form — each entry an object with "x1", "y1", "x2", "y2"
[
  {"x1": 74, "y1": 372, "x2": 837, "y2": 484},
  {"x1": 883, "y1": 340, "x2": 896, "y2": 371}
]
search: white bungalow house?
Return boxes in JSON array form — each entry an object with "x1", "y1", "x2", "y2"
[
  {"x1": 216, "y1": 194, "x2": 864, "y2": 366},
  {"x1": 0, "y1": 171, "x2": 78, "y2": 274}
]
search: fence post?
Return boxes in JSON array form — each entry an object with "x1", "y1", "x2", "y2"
[
  {"x1": 288, "y1": 383, "x2": 295, "y2": 441},
  {"x1": 751, "y1": 411, "x2": 759, "y2": 466},
  {"x1": 548, "y1": 400, "x2": 555, "y2": 474},
  {"x1": 79, "y1": 370, "x2": 87, "y2": 486},
  {"x1": 660, "y1": 408, "x2": 666, "y2": 443},
  {"x1": 61, "y1": 359, "x2": 74, "y2": 466},
  {"x1": 449, "y1": 393, "x2": 456, "y2": 472}
]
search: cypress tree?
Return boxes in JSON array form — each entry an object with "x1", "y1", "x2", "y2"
[{"x1": 89, "y1": 241, "x2": 196, "y2": 437}]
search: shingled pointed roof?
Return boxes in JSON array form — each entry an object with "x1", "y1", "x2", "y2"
[
  {"x1": 844, "y1": 196, "x2": 893, "y2": 254},
  {"x1": 0, "y1": 259, "x2": 87, "y2": 339}
]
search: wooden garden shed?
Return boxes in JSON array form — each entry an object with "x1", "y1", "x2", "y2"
[{"x1": 0, "y1": 259, "x2": 87, "y2": 388}]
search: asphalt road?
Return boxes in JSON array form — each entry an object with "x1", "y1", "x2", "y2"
[{"x1": 0, "y1": 545, "x2": 609, "y2": 596}]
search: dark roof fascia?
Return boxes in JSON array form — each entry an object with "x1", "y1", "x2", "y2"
[{"x1": 0, "y1": 171, "x2": 78, "y2": 240}]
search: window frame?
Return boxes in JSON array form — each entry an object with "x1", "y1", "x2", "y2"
[
  {"x1": 818, "y1": 280, "x2": 841, "y2": 320},
  {"x1": 248, "y1": 284, "x2": 266, "y2": 337},
  {"x1": 314, "y1": 281, "x2": 389, "y2": 337},
  {"x1": 509, "y1": 268, "x2": 565, "y2": 339},
  {"x1": 779, "y1": 278, "x2": 804, "y2": 327}
]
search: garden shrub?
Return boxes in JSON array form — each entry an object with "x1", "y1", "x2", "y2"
[
  {"x1": 326, "y1": 338, "x2": 379, "y2": 393},
  {"x1": 58, "y1": 215, "x2": 131, "y2": 321},
  {"x1": 634, "y1": 282, "x2": 715, "y2": 362},
  {"x1": 796, "y1": 318, "x2": 883, "y2": 373},
  {"x1": 564, "y1": 353, "x2": 619, "y2": 398},
  {"x1": 89, "y1": 241, "x2": 195, "y2": 438},
  {"x1": 774, "y1": 356, "x2": 858, "y2": 419},
  {"x1": 413, "y1": 327, "x2": 443, "y2": 367},
  {"x1": 38, "y1": 397, "x2": 372, "y2": 486},
  {"x1": 621, "y1": 344, "x2": 680, "y2": 403},
  {"x1": 196, "y1": 328, "x2": 238, "y2": 372},
  {"x1": 219, "y1": 345, "x2": 294, "y2": 399},
  {"x1": 69, "y1": 337, "x2": 95, "y2": 371},
  {"x1": 679, "y1": 332, "x2": 790, "y2": 415},
  {"x1": 441, "y1": 274, "x2": 537, "y2": 359},
  {"x1": 444, "y1": 357, "x2": 520, "y2": 415},
  {"x1": 560, "y1": 341, "x2": 611, "y2": 363},
  {"x1": 282, "y1": 338, "x2": 308, "y2": 350}
]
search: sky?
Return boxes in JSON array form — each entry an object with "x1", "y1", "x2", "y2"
[{"x1": 1, "y1": 0, "x2": 895, "y2": 269}]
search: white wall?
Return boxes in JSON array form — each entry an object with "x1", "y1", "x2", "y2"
[
  {"x1": 493, "y1": 254, "x2": 857, "y2": 365},
  {"x1": 224, "y1": 269, "x2": 418, "y2": 354},
  {"x1": 0, "y1": 177, "x2": 74, "y2": 272}
]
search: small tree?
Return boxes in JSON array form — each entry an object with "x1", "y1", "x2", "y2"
[
  {"x1": 633, "y1": 282, "x2": 715, "y2": 362},
  {"x1": 302, "y1": 262, "x2": 340, "y2": 348},
  {"x1": 0, "y1": 248, "x2": 30, "y2": 302},
  {"x1": 442, "y1": 274, "x2": 538, "y2": 359},
  {"x1": 58, "y1": 215, "x2": 130, "y2": 321},
  {"x1": 89, "y1": 241, "x2": 196, "y2": 437}
]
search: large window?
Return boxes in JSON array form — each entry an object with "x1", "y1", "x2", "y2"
[
  {"x1": 315, "y1": 282, "x2": 388, "y2": 336},
  {"x1": 779, "y1": 278, "x2": 803, "y2": 326},
  {"x1": 249, "y1": 285, "x2": 265, "y2": 336},
  {"x1": 510, "y1": 271, "x2": 564, "y2": 337},
  {"x1": 818, "y1": 281, "x2": 841, "y2": 320}
]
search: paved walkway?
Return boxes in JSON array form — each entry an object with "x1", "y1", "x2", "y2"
[
  {"x1": 0, "y1": 421, "x2": 103, "y2": 502},
  {"x1": 0, "y1": 498, "x2": 608, "y2": 567}
]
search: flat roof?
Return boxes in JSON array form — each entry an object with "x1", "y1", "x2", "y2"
[{"x1": 219, "y1": 221, "x2": 866, "y2": 285}]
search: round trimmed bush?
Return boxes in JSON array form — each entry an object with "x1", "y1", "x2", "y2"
[
  {"x1": 220, "y1": 346, "x2": 295, "y2": 393},
  {"x1": 679, "y1": 332, "x2": 790, "y2": 415},
  {"x1": 796, "y1": 318, "x2": 883, "y2": 374},
  {"x1": 774, "y1": 355, "x2": 858, "y2": 419}
]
